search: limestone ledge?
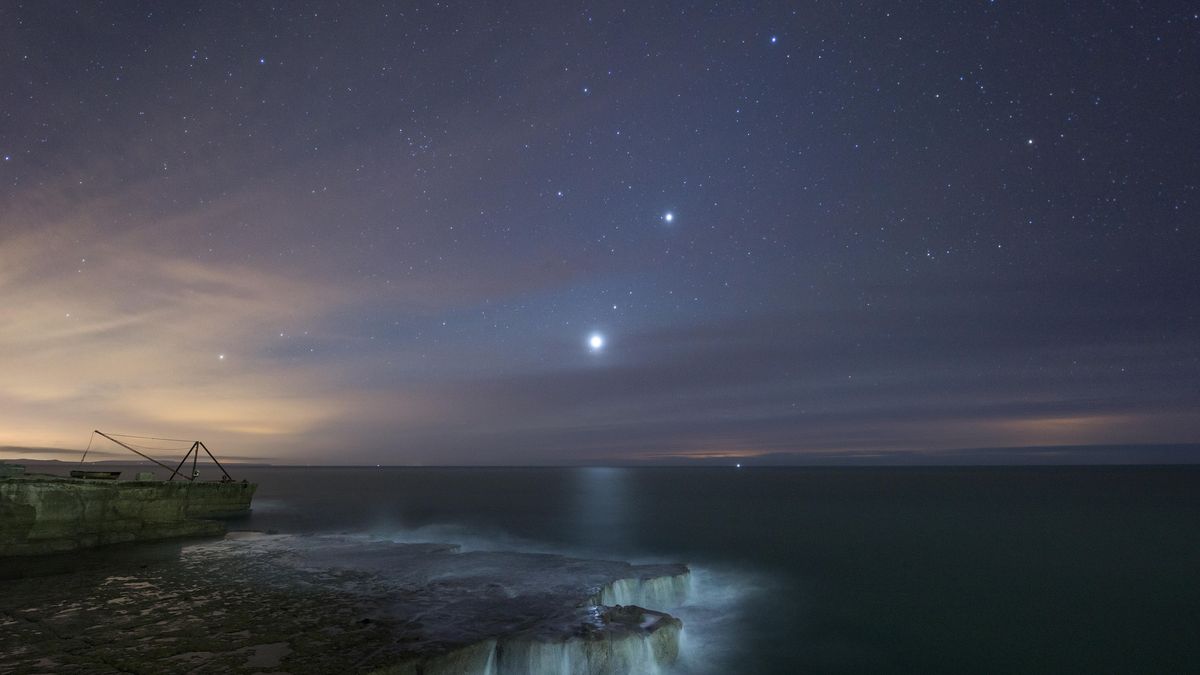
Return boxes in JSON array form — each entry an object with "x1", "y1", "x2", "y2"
[
  {"x1": 373, "y1": 605, "x2": 682, "y2": 675},
  {"x1": 0, "y1": 475, "x2": 255, "y2": 556},
  {"x1": 0, "y1": 533, "x2": 690, "y2": 675}
]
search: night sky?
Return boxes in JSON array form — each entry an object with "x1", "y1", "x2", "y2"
[{"x1": 2, "y1": 2, "x2": 1198, "y2": 465}]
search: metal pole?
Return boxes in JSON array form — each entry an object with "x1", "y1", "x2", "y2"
[
  {"x1": 78, "y1": 431, "x2": 95, "y2": 465},
  {"x1": 198, "y1": 442, "x2": 234, "y2": 481},
  {"x1": 93, "y1": 430, "x2": 186, "y2": 478},
  {"x1": 168, "y1": 442, "x2": 197, "y2": 482}
]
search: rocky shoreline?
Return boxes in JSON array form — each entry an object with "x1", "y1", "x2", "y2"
[{"x1": 0, "y1": 532, "x2": 689, "y2": 674}]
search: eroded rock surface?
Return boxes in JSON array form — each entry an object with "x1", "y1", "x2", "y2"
[
  {"x1": 0, "y1": 475, "x2": 255, "y2": 556},
  {"x1": 0, "y1": 533, "x2": 688, "y2": 674}
]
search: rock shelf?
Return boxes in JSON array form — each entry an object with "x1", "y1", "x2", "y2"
[
  {"x1": 0, "y1": 532, "x2": 689, "y2": 674},
  {"x1": 0, "y1": 474, "x2": 256, "y2": 556}
]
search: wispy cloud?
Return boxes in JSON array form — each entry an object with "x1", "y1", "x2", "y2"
[{"x1": 0, "y1": 223, "x2": 363, "y2": 451}]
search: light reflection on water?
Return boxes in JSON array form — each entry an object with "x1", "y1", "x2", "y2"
[{"x1": 571, "y1": 467, "x2": 634, "y2": 554}]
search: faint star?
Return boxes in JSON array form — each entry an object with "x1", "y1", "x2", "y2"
[{"x1": 218, "y1": 354, "x2": 226, "y2": 360}]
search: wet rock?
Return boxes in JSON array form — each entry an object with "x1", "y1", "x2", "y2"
[{"x1": 0, "y1": 533, "x2": 689, "y2": 674}]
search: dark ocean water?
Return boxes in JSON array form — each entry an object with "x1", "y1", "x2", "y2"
[{"x1": 206, "y1": 465, "x2": 1200, "y2": 674}]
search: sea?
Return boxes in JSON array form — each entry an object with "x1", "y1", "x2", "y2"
[
  {"x1": 10, "y1": 464, "x2": 1200, "y2": 673},
  {"x1": 219, "y1": 465, "x2": 1200, "y2": 674}
]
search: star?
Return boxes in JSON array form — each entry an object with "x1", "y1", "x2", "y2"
[
  {"x1": 770, "y1": 36, "x2": 778, "y2": 44},
  {"x1": 218, "y1": 354, "x2": 226, "y2": 360},
  {"x1": 663, "y1": 211, "x2": 675, "y2": 223},
  {"x1": 588, "y1": 333, "x2": 604, "y2": 351}
]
